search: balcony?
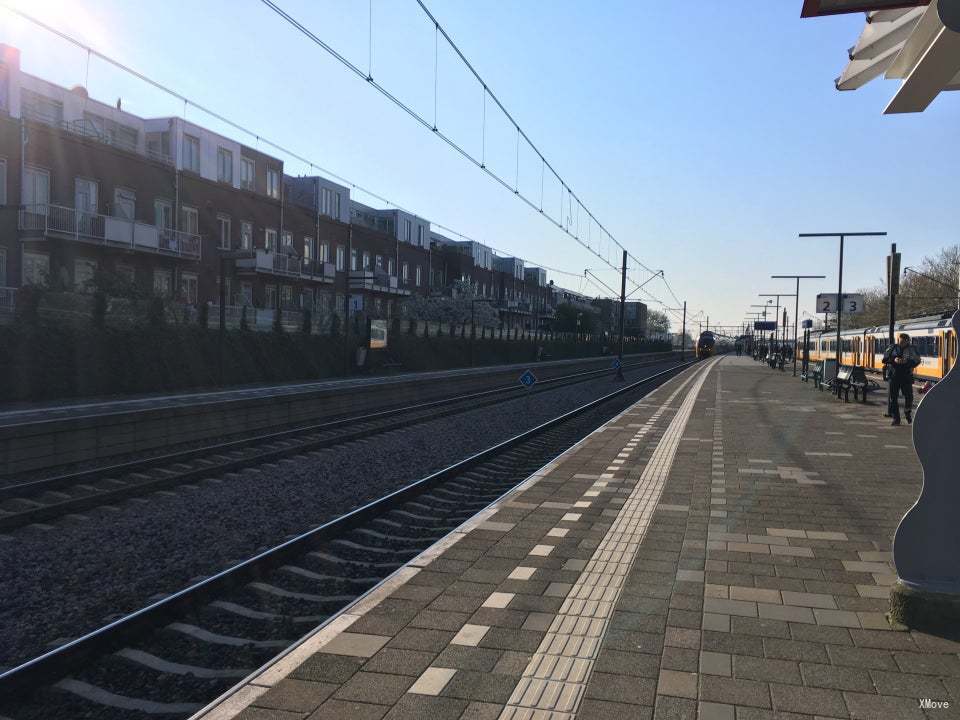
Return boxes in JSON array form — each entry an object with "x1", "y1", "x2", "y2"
[
  {"x1": 349, "y1": 270, "x2": 410, "y2": 296},
  {"x1": 21, "y1": 106, "x2": 171, "y2": 165},
  {"x1": 19, "y1": 205, "x2": 201, "y2": 260},
  {"x1": 236, "y1": 250, "x2": 335, "y2": 282}
]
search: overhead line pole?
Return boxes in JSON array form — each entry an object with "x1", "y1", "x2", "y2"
[
  {"x1": 799, "y1": 232, "x2": 887, "y2": 376},
  {"x1": 616, "y1": 250, "x2": 627, "y2": 381},
  {"x1": 771, "y1": 275, "x2": 825, "y2": 376}
]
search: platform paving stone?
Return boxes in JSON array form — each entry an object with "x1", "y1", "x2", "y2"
[{"x1": 195, "y1": 358, "x2": 960, "y2": 720}]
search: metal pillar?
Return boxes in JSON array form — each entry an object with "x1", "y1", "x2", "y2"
[
  {"x1": 681, "y1": 301, "x2": 686, "y2": 360},
  {"x1": 616, "y1": 249, "x2": 627, "y2": 381}
]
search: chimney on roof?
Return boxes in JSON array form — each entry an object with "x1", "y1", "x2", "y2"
[
  {"x1": 117, "y1": 98, "x2": 122, "y2": 111},
  {"x1": 70, "y1": 85, "x2": 88, "y2": 98}
]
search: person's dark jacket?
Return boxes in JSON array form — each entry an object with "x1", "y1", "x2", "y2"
[{"x1": 882, "y1": 343, "x2": 920, "y2": 380}]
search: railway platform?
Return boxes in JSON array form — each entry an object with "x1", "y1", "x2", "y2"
[{"x1": 193, "y1": 356, "x2": 958, "y2": 720}]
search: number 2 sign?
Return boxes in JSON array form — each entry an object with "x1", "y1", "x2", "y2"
[{"x1": 816, "y1": 293, "x2": 863, "y2": 314}]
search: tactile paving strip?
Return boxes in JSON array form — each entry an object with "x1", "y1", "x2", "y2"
[{"x1": 499, "y1": 358, "x2": 718, "y2": 720}]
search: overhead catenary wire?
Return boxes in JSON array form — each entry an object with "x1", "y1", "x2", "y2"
[
  {"x1": 0, "y1": 2, "x2": 593, "y2": 292},
  {"x1": 257, "y1": 0, "x2": 666, "y2": 288}
]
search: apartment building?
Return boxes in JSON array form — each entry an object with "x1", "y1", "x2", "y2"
[{"x1": 0, "y1": 42, "x2": 558, "y2": 331}]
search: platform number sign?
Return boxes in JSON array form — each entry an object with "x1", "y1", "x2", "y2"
[
  {"x1": 519, "y1": 369, "x2": 537, "y2": 388},
  {"x1": 816, "y1": 293, "x2": 863, "y2": 314}
]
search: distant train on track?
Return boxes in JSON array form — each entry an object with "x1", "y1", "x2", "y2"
[
  {"x1": 696, "y1": 331, "x2": 716, "y2": 359},
  {"x1": 804, "y1": 312, "x2": 957, "y2": 383}
]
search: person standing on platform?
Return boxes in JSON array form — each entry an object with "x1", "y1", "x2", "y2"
[{"x1": 882, "y1": 333, "x2": 920, "y2": 426}]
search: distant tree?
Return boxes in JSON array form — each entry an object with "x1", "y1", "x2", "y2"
[
  {"x1": 648, "y1": 310, "x2": 671, "y2": 336},
  {"x1": 553, "y1": 303, "x2": 597, "y2": 334},
  {"x1": 853, "y1": 244, "x2": 959, "y2": 326}
]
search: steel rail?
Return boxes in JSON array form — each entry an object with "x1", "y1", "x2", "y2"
[
  {"x1": 0, "y1": 359, "x2": 696, "y2": 695},
  {"x1": 1, "y1": 353, "x2": 675, "y2": 506}
]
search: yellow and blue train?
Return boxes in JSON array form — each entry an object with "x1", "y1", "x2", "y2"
[
  {"x1": 803, "y1": 312, "x2": 957, "y2": 383},
  {"x1": 696, "y1": 331, "x2": 716, "y2": 359}
]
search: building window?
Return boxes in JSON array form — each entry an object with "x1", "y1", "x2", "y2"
[
  {"x1": 23, "y1": 166, "x2": 50, "y2": 208},
  {"x1": 265, "y1": 228, "x2": 278, "y2": 251},
  {"x1": 375, "y1": 254, "x2": 383, "y2": 271},
  {"x1": 0, "y1": 158, "x2": 6, "y2": 205},
  {"x1": 75, "y1": 177, "x2": 98, "y2": 213},
  {"x1": 304, "y1": 237, "x2": 313, "y2": 262},
  {"x1": 388, "y1": 258, "x2": 395, "y2": 276},
  {"x1": 217, "y1": 214, "x2": 231, "y2": 249},
  {"x1": 265, "y1": 285, "x2": 277, "y2": 309},
  {"x1": 350, "y1": 248, "x2": 358, "y2": 271},
  {"x1": 153, "y1": 269, "x2": 173, "y2": 297},
  {"x1": 73, "y1": 258, "x2": 97, "y2": 292},
  {"x1": 154, "y1": 199, "x2": 173, "y2": 230},
  {"x1": 401, "y1": 262, "x2": 409, "y2": 282},
  {"x1": 0, "y1": 247, "x2": 6, "y2": 286},
  {"x1": 417, "y1": 226, "x2": 424, "y2": 247},
  {"x1": 241, "y1": 282, "x2": 253, "y2": 306},
  {"x1": 240, "y1": 157, "x2": 255, "y2": 190},
  {"x1": 22, "y1": 251, "x2": 49, "y2": 286},
  {"x1": 335, "y1": 294, "x2": 345, "y2": 313},
  {"x1": 335, "y1": 192, "x2": 342, "y2": 219},
  {"x1": 180, "y1": 205, "x2": 199, "y2": 236},
  {"x1": 217, "y1": 147, "x2": 233, "y2": 184},
  {"x1": 113, "y1": 188, "x2": 135, "y2": 221},
  {"x1": 21, "y1": 88, "x2": 63, "y2": 125},
  {"x1": 280, "y1": 285, "x2": 293, "y2": 308},
  {"x1": 403, "y1": 219, "x2": 412, "y2": 243},
  {"x1": 241, "y1": 221, "x2": 253, "y2": 250},
  {"x1": 183, "y1": 134, "x2": 200, "y2": 173},
  {"x1": 336, "y1": 245, "x2": 345, "y2": 271},
  {"x1": 319, "y1": 242, "x2": 330, "y2": 263},
  {"x1": 362, "y1": 252, "x2": 371, "y2": 270},
  {"x1": 416, "y1": 265, "x2": 422, "y2": 287},
  {"x1": 180, "y1": 272, "x2": 199, "y2": 304},
  {"x1": 321, "y1": 187, "x2": 332, "y2": 217},
  {"x1": 281, "y1": 231, "x2": 293, "y2": 250},
  {"x1": 266, "y1": 169, "x2": 280, "y2": 199}
]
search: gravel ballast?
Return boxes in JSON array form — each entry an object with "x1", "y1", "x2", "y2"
[{"x1": 0, "y1": 361, "x2": 677, "y2": 668}]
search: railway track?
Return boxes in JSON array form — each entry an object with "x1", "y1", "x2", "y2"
[
  {"x1": 0, "y1": 360, "x2": 695, "y2": 720},
  {"x1": 0, "y1": 354, "x2": 675, "y2": 533}
]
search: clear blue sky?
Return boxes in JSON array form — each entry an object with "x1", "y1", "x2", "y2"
[{"x1": 3, "y1": 0, "x2": 958, "y2": 333}]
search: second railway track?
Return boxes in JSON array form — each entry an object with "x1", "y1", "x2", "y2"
[
  {"x1": 0, "y1": 354, "x2": 675, "y2": 532},
  {"x1": 0, "y1": 360, "x2": 695, "y2": 720}
]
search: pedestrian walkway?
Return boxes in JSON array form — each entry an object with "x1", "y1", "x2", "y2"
[{"x1": 193, "y1": 356, "x2": 960, "y2": 720}]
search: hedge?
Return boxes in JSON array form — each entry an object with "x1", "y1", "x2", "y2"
[{"x1": 0, "y1": 319, "x2": 671, "y2": 403}]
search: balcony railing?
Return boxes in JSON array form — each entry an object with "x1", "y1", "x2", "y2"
[
  {"x1": 348, "y1": 270, "x2": 409, "y2": 296},
  {"x1": 0, "y1": 287, "x2": 16, "y2": 315},
  {"x1": 236, "y1": 250, "x2": 335, "y2": 282},
  {"x1": 19, "y1": 204, "x2": 201, "y2": 260},
  {"x1": 21, "y1": 105, "x2": 164, "y2": 163}
]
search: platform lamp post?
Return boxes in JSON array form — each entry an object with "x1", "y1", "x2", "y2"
[
  {"x1": 771, "y1": 275, "x2": 826, "y2": 377},
  {"x1": 798, "y1": 232, "x2": 887, "y2": 374}
]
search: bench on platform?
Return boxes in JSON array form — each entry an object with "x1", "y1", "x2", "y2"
[
  {"x1": 849, "y1": 366, "x2": 879, "y2": 403},
  {"x1": 811, "y1": 361, "x2": 825, "y2": 390}
]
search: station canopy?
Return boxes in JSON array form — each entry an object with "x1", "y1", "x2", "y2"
[{"x1": 803, "y1": 0, "x2": 960, "y2": 113}]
